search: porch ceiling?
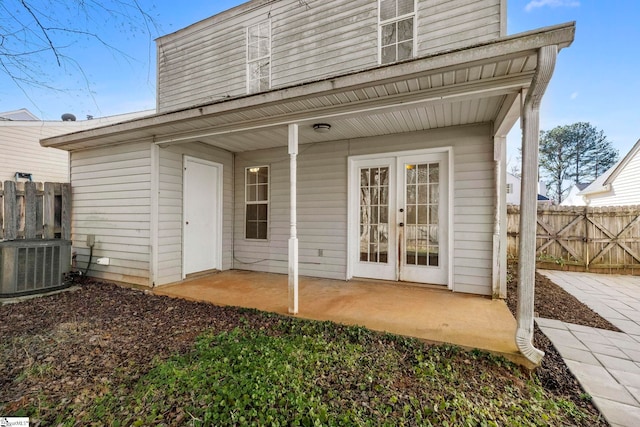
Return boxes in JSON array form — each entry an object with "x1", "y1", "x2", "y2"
[{"x1": 41, "y1": 23, "x2": 575, "y2": 152}]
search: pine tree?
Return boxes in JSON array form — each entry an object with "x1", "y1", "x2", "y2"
[{"x1": 539, "y1": 122, "x2": 618, "y2": 203}]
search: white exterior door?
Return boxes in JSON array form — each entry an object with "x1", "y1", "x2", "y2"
[
  {"x1": 350, "y1": 150, "x2": 449, "y2": 286},
  {"x1": 183, "y1": 157, "x2": 222, "y2": 277}
]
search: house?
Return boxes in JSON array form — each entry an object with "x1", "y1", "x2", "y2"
[
  {"x1": 579, "y1": 139, "x2": 640, "y2": 206},
  {"x1": 560, "y1": 183, "x2": 589, "y2": 206},
  {"x1": 41, "y1": 0, "x2": 575, "y2": 365},
  {"x1": 506, "y1": 172, "x2": 552, "y2": 206},
  {"x1": 0, "y1": 109, "x2": 154, "y2": 182}
]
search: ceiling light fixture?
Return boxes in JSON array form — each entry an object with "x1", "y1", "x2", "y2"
[{"x1": 312, "y1": 123, "x2": 331, "y2": 133}]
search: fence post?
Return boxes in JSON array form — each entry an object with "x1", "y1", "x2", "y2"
[
  {"x1": 584, "y1": 205, "x2": 590, "y2": 271},
  {"x1": 43, "y1": 182, "x2": 55, "y2": 239},
  {"x1": 61, "y1": 183, "x2": 71, "y2": 241},
  {"x1": 24, "y1": 182, "x2": 37, "y2": 239},
  {"x1": 4, "y1": 181, "x2": 18, "y2": 240}
]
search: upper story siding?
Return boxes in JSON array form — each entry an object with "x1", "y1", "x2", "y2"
[{"x1": 156, "y1": 0, "x2": 504, "y2": 113}]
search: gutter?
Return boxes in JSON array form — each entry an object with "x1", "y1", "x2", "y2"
[
  {"x1": 516, "y1": 45, "x2": 559, "y2": 366},
  {"x1": 579, "y1": 183, "x2": 612, "y2": 197}
]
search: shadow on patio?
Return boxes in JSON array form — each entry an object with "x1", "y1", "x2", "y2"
[{"x1": 154, "y1": 270, "x2": 527, "y2": 366}]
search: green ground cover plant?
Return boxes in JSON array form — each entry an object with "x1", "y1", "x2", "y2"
[{"x1": 82, "y1": 318, "x2": 589, "y2": 426}]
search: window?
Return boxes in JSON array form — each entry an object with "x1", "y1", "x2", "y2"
[
  {"x1": 247, "y1": 21, "x2": 271, "y2": 93},
  {"x1": 245, "y1": 166, "x2": 269, "y2": 239},
  {"x1": 379, "y1": 0, "x2": 415, "y2": 64}
]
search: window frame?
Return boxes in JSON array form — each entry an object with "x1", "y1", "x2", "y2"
[
  {"x1": 246, "y1": 20, "x2": 272, "y2": 94},
  {"x1": 378, "y1": 0, "x2": 418, "y2": 65},
  {"x1": 244, "y1": 165, "x2": 270, "y2": 240}
]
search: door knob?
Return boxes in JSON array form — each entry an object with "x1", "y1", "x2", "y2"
[{"x1": 399, "y1": 222, "x2": 404, "y2": 227}]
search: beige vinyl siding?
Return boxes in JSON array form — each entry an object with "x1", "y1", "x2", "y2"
[
  {"x1": 234, "y1": 140, "x2": 349, "y2": 279},
  {"x1": 70, "y1": 142, "x2": 152, "y2": 286},
  {"x1": 155, "y1": 143, "x2": 235, "y2": 286},
  {"x1": 234, "y1": 124, "x2": 494, "y2": 294},
  {"x1": 418, "y1": 0, "x2": 501, "y2": 55},
  {"x1": 588, "y1": 151, "x2": 640, "y2": 207},
  {"x1": 271, "y1": 0, "x2": 377, "y2": 88},
  {"x1": 156, "y1": 0, "x2": 502, "y2": 113}
]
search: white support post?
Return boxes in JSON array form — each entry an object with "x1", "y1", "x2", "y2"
[
  {"x1": 288, "y1": 124, "x2": 299, "y2": 314},
  {"x1": 492, "y1": 136, "x2": 507, "y2": 299}
]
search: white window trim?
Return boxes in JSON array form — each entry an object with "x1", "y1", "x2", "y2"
[
  {"x1": 246, "y1": 20, "x2": 272, "y2": 94},
  {"x1": 378, "y1": 0, "x2": 418, "y2": 65},
  {"x1": 244, "y1": 165, "x2": 270, "y2": 240}
]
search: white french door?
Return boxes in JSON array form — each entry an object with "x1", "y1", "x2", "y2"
[{"x1": 350, "y1": 151, "x2": 449, "y2": 286}]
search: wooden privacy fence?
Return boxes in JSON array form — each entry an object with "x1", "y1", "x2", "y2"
[
  {"x1": 508, "y1": 205, "x2": 640, "y2": 275},
  {"x1": 0, "y1": 181, "x2": 71, "y2": 241}
]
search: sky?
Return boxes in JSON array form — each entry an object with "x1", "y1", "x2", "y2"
[{"x1": 1, "y1": 0, "x2": 639, "y2": 163}]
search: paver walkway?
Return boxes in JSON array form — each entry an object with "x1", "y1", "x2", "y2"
[{"x1": 538, "y1": 270, "x2": 640, "y2": 427}]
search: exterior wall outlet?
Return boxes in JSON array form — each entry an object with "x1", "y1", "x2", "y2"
[
  {"x1": 96, "y1": 257, "x2": 110, "y2": 266},
  {"x1": 318, "y1": 249, "x2": 323, "y2": 257},
  {"x1": 86, "y1": 234, "x2": 95, "y2": 247}
]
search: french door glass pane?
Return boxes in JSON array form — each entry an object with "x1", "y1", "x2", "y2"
[
  {"x1": 405, "y1": 162, "x2": 439, "y2": 267},
  {"x1": 359, "y1": 167, "x2": 389, "y2": 264}
]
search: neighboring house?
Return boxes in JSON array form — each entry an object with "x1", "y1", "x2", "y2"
[
  {"x1": 560, "y1": 183, "x2": 589, "y2": 206},
  {"x1": 506, "y1": 172, "x2": 551, "y2": 206},
  {"x1": 537, "y1": 194, "x2": 553, "y2": 207},
  {"x1": 506, "y1": 173, "x2": 522, "y2": 205},
  {"x1": 0, "y1": 108, "x2": 39, "y2": 121},
  {"x1": 580, "y1": 139, "x2": 640, "y2": 206},
  {"x1": 41, "y1": 0, "x2": 574, "y2": 365},
  {"x1": 0, "y1": 109, "x2": 154, "y2": 182}
]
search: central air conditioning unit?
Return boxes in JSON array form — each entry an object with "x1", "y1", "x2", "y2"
[{"x1": 0, "y1": 239, "x2": 72, "y2": 298}]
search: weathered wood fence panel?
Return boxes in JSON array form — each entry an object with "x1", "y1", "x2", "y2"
[
  {"x1": 0, "y1": 181, "x2": 71, "y2": 241},
  {"x1": 508, "y1": 205, "x2": 640, "y2": 275}
]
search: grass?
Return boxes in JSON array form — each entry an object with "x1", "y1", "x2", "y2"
[{"x1": 32, "y1": 316, "x2": 595, "y2": 426}]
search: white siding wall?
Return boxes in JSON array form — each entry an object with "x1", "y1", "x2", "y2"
[
  {"x1": 588, "y1": 152, "x2": 640, "y2": 207},
  {"x1": 1, "y1": 125, "x2": 71, "y2": 182},
  {"x1": 234, "y1": 124, "x2": 494, "y2": 295},
  {"x1": 157, "y1": 0, "x2": 502, "y2": 113},
  {"x1": 156, "y1": 143, "x2": 235, "y2": 285},
  {"x1": 70, "y1": 142, "x2": 152, "y2": 286}
]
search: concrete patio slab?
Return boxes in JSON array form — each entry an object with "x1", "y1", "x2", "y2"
[
  {"x1": 154, "y1": 270, "x2": 527, "y2": 365},
  {"x1": 591, "y1": 398, "x2": 640, "y2": 427}
]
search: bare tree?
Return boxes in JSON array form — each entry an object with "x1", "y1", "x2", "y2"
[{"x1": 0, "y1": 0, "x2": 159, "y2": 99}]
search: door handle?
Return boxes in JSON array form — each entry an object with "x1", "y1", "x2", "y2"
[{"x1": 399, "y1": 222, "x2": 404, "y2": 227}]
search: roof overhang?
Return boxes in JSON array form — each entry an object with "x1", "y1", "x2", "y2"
[{"x1": 41, "y1": 22, "x2": 575, "y2": 152}]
